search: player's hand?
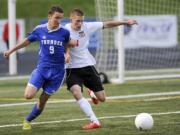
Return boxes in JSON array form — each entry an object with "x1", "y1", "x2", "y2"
[
  {"x1": 127, "y1": 19, "x2": 138, "y2": 25},
  {"x1": 64, "y1": 53, "x2": 71, "y2": 63},
  {"x1": 3, "y1": 50, "x2": 11, "y2": 59},
  {"x1": 68, "y1": 39, "x2": 79, "y2": 47}
]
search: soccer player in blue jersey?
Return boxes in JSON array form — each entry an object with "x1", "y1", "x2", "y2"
[{"x1": 4, "y1": 6, "x2": 72, "y2": 130}]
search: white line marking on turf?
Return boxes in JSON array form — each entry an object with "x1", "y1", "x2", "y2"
[
  {"x1": 106, "y1": 91, "x2": 180, "y2": 99},
  {"x1": 0, "y1": 111, "x2": 180, "y2": 128},
  {"x1": 0, "y1": 91, "x2": 180, "y2": 107},
  {"x1": 0, "y1": 75, "x2": 29, "y2": 81},
  {"x1": 0, "y1": 99, "x2": 75, "y2": 107}
]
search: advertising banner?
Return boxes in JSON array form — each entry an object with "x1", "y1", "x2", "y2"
[{"x1": 124, "y1": 15, "x2": 177, "y2": 48}]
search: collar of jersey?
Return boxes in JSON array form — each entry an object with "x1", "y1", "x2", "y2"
[{"x1": 46, "y1": 23, "x2": 61, "y2": 33}]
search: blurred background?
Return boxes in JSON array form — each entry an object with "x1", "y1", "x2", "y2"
[
  {"x1": 0, "y1": 0, "x2": 180, "y2": 83},
  {"x1": 0, "y1": 0, "x2": 96, "y2": 76}
]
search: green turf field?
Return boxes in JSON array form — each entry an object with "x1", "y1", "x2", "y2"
[{"x1": 0, "y1": 78, "x2": 180, "y2": 135}]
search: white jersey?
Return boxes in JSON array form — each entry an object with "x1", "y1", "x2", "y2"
[{"x1": 65, "y1": 22, "x2": 103, "y2": 69}]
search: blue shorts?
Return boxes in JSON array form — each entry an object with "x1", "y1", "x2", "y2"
[{"x1": 28, "y1": 67, "x2": 65, "y2": 95}]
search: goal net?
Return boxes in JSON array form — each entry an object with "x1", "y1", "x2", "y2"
[{"x1": 95, "y1": 0, "x2": 180, "y2": 83}]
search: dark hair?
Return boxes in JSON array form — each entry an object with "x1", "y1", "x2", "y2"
[
  {"x1": 70, "y1": 8, "x2": 84, "y2": 16},
  {"x1": 48, "y1": 6, "x2": 63, "y2": 15}
]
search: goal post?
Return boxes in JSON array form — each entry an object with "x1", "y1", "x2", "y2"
[
  {"x1": 117, "y1": 0, "x2": 125, "y2": 83},
  {"x1": 95, "y1": 0, "x2": 180, "y2": 83},
  {"x1": 8, "y1": 0, "x2": 17, "y2": 75},
  {"x1": 95, "y1": 0, "x2": 125, "y2": 83}
]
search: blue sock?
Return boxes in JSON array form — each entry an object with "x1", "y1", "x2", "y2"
[{"x1": 26, "y1": 104, "x2": 43, "y2": 122}]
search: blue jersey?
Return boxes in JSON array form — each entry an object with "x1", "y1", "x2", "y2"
[{"x1": 27, "y1": 23, "x2": 70, "y2": 68}]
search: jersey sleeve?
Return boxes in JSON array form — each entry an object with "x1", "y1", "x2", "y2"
[
  {"x1": 63, "y1": 25, "x2": 71, "y2": 44},
  {"x1": 27, "y1": 27, "x2": 39, "y2": 42},
  {"x1": 86, "y1": 22, "x2": 103, "y2": 35},
  {"x1": 65, "y1": 30, "x2": 70, "y2": 44}
]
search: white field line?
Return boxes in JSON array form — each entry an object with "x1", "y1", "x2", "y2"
[
  {"x1": 125, "y1": 74, "x2": 180, "y2": 81},
  {"x1": 0, "y1": 75, "x2": 29, "y2": 81},
  {"x1": 0, "y1": 91, "x2": 180, "y2": 107},
  {"x1": 0, "y1": 111, "x2": 180, "y2": 128}
]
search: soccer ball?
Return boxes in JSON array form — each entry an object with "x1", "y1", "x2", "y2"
[{"x1": 135, "y1": 113, "x2": 154, "y2": 130}]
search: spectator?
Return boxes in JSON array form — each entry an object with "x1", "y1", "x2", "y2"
[{"x1": 3, "y1": 22, "x2": 20, "y2": 50}]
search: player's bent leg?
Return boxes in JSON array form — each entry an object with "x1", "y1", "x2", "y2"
[
  {"x1": 24, "y1": 84, "x2": 38, "y2": 99},
  {"x1": 94, "y1": 90, "x2": 106, "y2": 102},
  {"x1": 23, "y1": 92, "x2": 50, "y2": 130}
]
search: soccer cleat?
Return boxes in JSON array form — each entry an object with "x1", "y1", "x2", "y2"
[
  {"x1": 22, "y1": 119, "x2": 31, "y2": 130},
  {"x1": 87, "y1": 89, "x2": 99, "y2": 105},
  {"x1": 82, "y1": 122, "x2": 101, "y2": 130}
]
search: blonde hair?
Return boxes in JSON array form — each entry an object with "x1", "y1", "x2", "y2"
[{"x1": 70, "y1": 8, "x2": 84, "y2": 19}]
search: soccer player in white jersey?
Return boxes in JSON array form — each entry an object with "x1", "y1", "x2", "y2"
[
  {"x1": 65, "y1": 8, "x2": 137, "y2": 130},
  {"x1": 4, "y1": 6, "x2": 74, "y2": 130}
]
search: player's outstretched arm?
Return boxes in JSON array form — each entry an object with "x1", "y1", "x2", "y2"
[
  {"x1": 103, "y1": 19, "x2": 137, "y2": 29},
  {"x1": 4, "y1": 38, "x2": 31, "y2": 59}
]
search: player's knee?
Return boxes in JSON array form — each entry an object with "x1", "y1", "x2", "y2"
[
  {"x1": 24, "y1": 85, "x2": 37, "y2": 99},
  {"x1": 96, "y1": 91, "x2": 106, "y2": 102},
  {"x1": 98, "y1": 97, "x2": 106, "y2": 102},
  {"x1": 71, "y1": 88, "x2": 82, "y2": 99},
  {"x1": 24, "y1": 93, "x2": 33, "y2": 99}
]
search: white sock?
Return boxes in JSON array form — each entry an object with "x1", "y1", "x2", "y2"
[{"x1": 77, "y1": 97, "x2": 100, "y2": 124}]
